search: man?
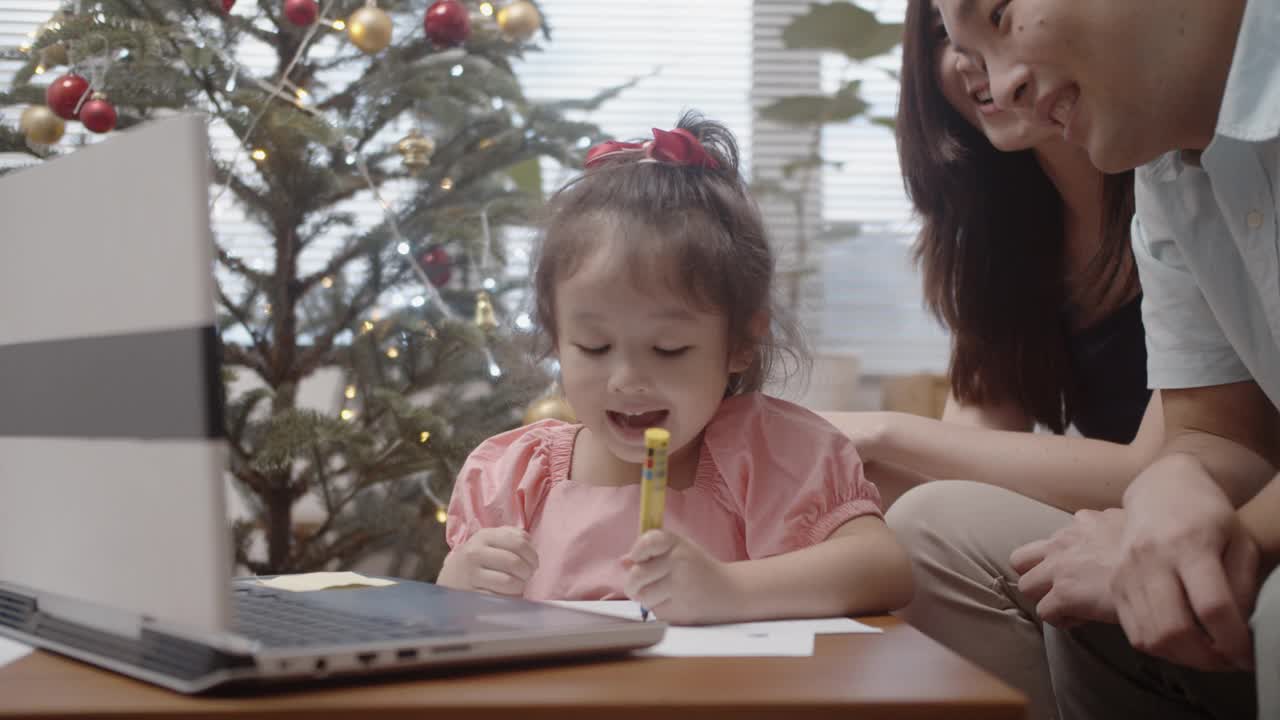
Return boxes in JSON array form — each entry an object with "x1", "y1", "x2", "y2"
[{"x1": 933, "y1": 0, "x2": 1280, "y2": 718}]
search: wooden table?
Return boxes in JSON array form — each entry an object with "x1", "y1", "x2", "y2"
[{"x1": 0, "y1": 617, "x2": 1025, "y2": 719}]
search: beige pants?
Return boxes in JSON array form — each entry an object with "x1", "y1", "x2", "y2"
[{"x1": 886, "y1": 480, "x2": 1072, "y2": 720}]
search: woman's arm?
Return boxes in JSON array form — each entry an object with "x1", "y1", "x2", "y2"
[
  {"x1": 723, "y1": 516, "x2": 914, "y2": 619},
  {"x1": 825, "y1": 392, "x2": 1164, "y2": 513}
]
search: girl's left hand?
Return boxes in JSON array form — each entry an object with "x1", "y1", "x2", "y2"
[{"x1": 623, "y1": 529, "x2": 738, "y2": 625}]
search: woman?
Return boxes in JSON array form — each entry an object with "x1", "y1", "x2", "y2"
[{"x1": 824, "y1": 2, "x2": 1158, "y2": 718}]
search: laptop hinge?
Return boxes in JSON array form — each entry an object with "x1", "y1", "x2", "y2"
[{"x1": 0, "y1": 586, "x2": 38, "y2": 631}]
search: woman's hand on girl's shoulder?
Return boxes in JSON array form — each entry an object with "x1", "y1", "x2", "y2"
[
  {"x1": 437, "y1": 526, "x2": 539, "y2": 597},
  {"x1": 820, "y1": 411, "x2": 894, "y2": 459},
  {"x1": 622, "y1": 530, "x2": 739, "y2": 625}
]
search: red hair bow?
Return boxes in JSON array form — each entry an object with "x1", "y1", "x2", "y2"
[{"x1": 584, "y1": 127, "x2": 719, "y2": 170}]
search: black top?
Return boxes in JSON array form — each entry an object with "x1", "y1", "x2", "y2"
[{"x1": 1068, "y1": 295, "x2": 1151, "y2": 444}]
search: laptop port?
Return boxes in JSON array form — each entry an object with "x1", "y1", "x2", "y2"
[
  {"x1": 431, "y1": 643, "x2": 472, "y2": 654},
  {"x1": 356, "y1": 652, "x2": 378, "y2": 665},
  {"x1": 396, "y1": 648, "x2": 419, "y2": 661}
]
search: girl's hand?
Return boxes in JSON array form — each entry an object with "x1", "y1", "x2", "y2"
[
  {"x1": 623, "y1": 530, "x2": 739, "y2": 625},
  {"x1": 437, "y1": 526, "x2": 539, "y2": 597}
]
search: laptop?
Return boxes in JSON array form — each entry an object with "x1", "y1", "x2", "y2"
[{"x1": 0, "y1": 114, "x2": 663, "y2": 693}]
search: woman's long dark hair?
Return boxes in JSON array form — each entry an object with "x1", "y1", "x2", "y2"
[{"x1": 896, "y1": 0, "x2": 1135, "y2": 433}]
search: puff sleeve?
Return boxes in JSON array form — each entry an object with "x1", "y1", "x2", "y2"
[
  {"x1": 445, "y1": 420, "x2": 562, "y2": 549},
  {"x1": 703, "y1": 394, "x2": 883, "y2": 558}
]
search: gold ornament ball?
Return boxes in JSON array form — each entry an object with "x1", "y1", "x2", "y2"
[
  {"x1": 348, "y1": 6, "x2": 393, "y2": 54},
  {"x1": 523, "y1": 395, "x2": 576, "y2": 425},
  {"x1": 396, "y1": 128, "x2": 436, "y2": 170},
  {"x1": 497, "y1": 1, "x2": 542, "y2": 40},
  {"x1": 19, "y1": 105, "x2": 65, "y2": 145}
]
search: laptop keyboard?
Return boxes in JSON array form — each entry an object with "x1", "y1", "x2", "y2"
[{"x1": 233, "y1": 588, "x2": 461, "y2": 648}]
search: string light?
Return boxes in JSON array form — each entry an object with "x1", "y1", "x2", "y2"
[
  {"x1": 340, "y1": 409, "x2": 356, "y2": 421},
  {"x1": 34, "y1": 64, "x2": 46, "y2": 75},
  {"x1": 419, "y1": 431, "x2": 431, "y2": 443},
  {"x1": 194, "y1": 0, "x2": 505, "y2": 386},
  {"x1": 386, "y1": 347, "x2": 400, "y2": 359},
  {"x1": 479, "y1": 3, "x2": 494, "y2": 16},
  {"x1": 344, "y1": 385, "x2": 357, "y2": 399},
  {"x1": 435, "y1": 507, "x2": 448, "y2": 524}
]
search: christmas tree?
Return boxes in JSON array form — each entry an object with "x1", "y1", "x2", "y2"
[{"x1": 1, "y1": 0, "x2": 607, "y2": 579}]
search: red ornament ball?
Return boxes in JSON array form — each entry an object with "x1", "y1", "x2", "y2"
[
  {"x1": 419, "y1": 245, "x2": 453, "y2": 288},
  {"x1": 45, "y1": 73, "x2": 90, "y2": 120},
  {"x1": 283, "y1": 0, "x2": 318, "y2": 26},
  {"x1": 221, "y1": 0, "x2": 235, "y2": 11},
  {"x1": 79, "y1": 95, "x2": 117, "y2": 134},
  {"x1": 424, "y1": 0, "x2": 471, "y2": 47}
]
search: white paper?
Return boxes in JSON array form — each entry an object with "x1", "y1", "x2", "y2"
[
  {"x1": 0, "y1": 635, "x2": 33, "y2": 668},
  {"x1": 644, "y1": 625, "x2": 815, "y2": 657},
  {"x1": 720, "y1": 617, "x2": 883, "y2": 635},
  {"x1": 256, "y1": 571, "x2": 397, "y2": 592},
  {"x1": 549, "y1": 600, "x2": 880, "y2": 657}
]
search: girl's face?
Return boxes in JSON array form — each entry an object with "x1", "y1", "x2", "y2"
[
  {"x1": 553, "y1": 242, "x2": 748, "y2": 467},
  {"x1": 931, "y1": 2, "x2": 1055, "y2": 151}
]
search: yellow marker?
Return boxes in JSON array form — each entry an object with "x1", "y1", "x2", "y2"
[{"x1": 638, "y1": 427, "x2": 670, "y2": 621}]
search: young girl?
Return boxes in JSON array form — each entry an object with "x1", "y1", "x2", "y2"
[{"x1": 437, "y1": 113, "x2": 913, "y2": 625}]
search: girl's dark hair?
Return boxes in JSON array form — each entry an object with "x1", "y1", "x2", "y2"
[
  {"x1": 533, "y1": 110, "x2": 804, "y2": 395},
  {"x1": 896, "y1": 0, "x2": 1136, "y2": 432}
]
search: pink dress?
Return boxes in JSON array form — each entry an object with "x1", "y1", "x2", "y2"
[{"x1": 445, "y1": 392, "x2": 883, "y2": 600}]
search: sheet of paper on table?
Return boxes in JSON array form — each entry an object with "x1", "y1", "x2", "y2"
[
  {"x1": 549, "y1": 600, "x2": 881, "y2": 658},
  {"x1": 0, "y1": 635, "x2": 33, "y2": 669}
]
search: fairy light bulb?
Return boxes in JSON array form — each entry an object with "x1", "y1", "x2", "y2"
[
  {"x1": 340, "y1": 409, "x2": 356, "y2": 421},
  {"x1": 419, "y1": 431, "x2": 431, "y2": 443},
  {"x1": 479, "y1": 3, "x2": 494, "y2": 16},
  {"x1": 435, "y1": 507, "x2": 448, "y2": 524},
  {"x1": 251, "y1": 148, "x2": 267, "y2": 161},
  {"x1": 344, "y1": 385, "x2": 357, "y2": 399},
  {"x1": 386, "y1": 347, "x2": 400, "y2": 359}
]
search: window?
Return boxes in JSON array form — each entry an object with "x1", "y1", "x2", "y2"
[{"x1": 3, "y1": 0, "x2": 944, "y2": 379}]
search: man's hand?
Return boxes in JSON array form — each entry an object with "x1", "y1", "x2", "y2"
[
  {"x1": 1012, "y1": 508, "x2": 1126, "y2": 627},
  {"x1": 436, "y1": 526, "x2": 539, "y2": 596},
  {"x1": 1112, "y1": 457, "x2": 1258, "y2": 671},
  {"x1": 623, "y1": 530, "x2": 738, "y2": 625}
]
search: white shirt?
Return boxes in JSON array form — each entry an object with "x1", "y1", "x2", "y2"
[{"x1": 1133, "y1": 0, "x2": 1280, "y2": 406}]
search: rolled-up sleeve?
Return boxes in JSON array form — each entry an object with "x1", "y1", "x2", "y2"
[{"x1": 1132, "y1": 169, "x2": 1253, "y2": 390}]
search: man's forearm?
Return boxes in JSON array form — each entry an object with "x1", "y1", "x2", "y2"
[
  {"x1": 1239, "y1": 474, "x2": 1280, "y2": 570},
  {"x1": 1142, "y1": 430, "x2": 1276, "y2": 506}
]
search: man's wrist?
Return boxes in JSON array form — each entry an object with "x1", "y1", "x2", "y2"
[{"x1": 1122, "y1": 452, "x2": 1204, "y2": 506}]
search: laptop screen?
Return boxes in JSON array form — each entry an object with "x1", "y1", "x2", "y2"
[{"x1": 0, "y1": 115, "x2": 233, "y2": 635}]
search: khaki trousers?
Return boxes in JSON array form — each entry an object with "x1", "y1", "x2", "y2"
[{"x1": 886, "y1": 481, "x2": 1072, "y2": 720}]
